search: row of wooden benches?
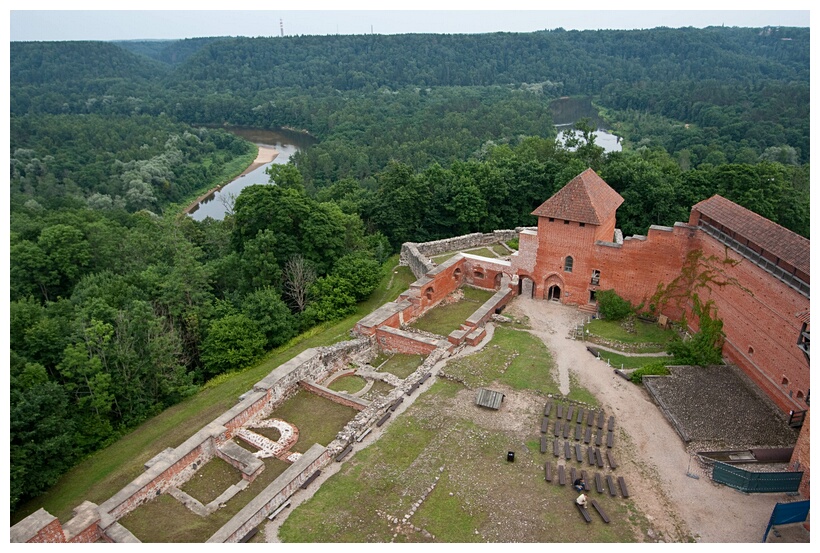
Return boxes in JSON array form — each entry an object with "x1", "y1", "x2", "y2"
[
  {"x1": 542, "y1": 419, "x2": 615, "y2": 447},
  {"x1": 577, "y1": 498, "x2": 610, "y2": 524},
  {"x1": 539, "y1": 437, "x2": 618, "y2": 468},
  {"x1": 544, "y1": 463, "x2": 630, "y2": 498},
  {"x1": 543, "y1": 402, "x2": 615, "y2": 432}
]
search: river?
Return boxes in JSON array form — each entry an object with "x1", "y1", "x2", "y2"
[
  {"x1": 187, "y1": 127, "x2": 316, "y2": 221},
  {"x1": 550, "y1": 97, "x2": 622, "y2": 154}
]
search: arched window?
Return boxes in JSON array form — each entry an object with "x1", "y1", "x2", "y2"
[
  {"x1": 474, "y1": 270, "x2": 485, "y2": 279},
  {"x1": 564, "y1": 256, "x2": 574, "y2": 272},
  {"x1": 796, "y1": 390, "x2": 805, "y2": 400},
  {"x1": 425, "y1": 287, "x2": 434, "y2": 300},
  {"x1": 781, "y1": 376, "x2": 789, "y2": 386}
]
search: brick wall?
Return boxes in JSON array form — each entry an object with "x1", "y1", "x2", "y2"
[{"x1": 790, "y1": 410, "x2": 810, "y2": 499}]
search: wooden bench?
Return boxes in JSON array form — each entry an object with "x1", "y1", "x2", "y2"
[
  {"x1": 588, "y1": 446, "x2": 596, "y2": 465},
  {"x1": 584, "y1": 427, "x2": 592, "y2": 444},
  {"x1": 553, "y1": 420, "x2": 561, "y2": 437},
  {"x1": 595, "y1": 448, "x2": 604, "y2": 468},
  {"x1": 574, "y1": 424, "x2": 582, "y2": 441},
  {"x1": 618, "y1": 476, "x2": 630, "y2": 498},
  {"x1": 541, "y1": 416, "x2": 549, "y2": 433},
  {"x1": 606, "y1": 430, "x2": 614, "y2": 448},
  {"x1": 594, "y1": 472, "x2": 604, "y2": 493},
  {"x1": 576, "y1": 407, "x2": 585, "y2": 424},
  {"x1": 544, "y1": 462, "x2": 552, "y2": 482},
  {"x1": 553, "y1": 439, "x2": 561, "y2": 457},
  {"x1": 558, "y1": 464, "x2": 566, "y2": 485},
  {"x1": 581, "y1": 470, "x2": 591, "y2": 491},
  {"x1": 591, "y1": 499, "x2": 611, "y2": 523},
  {"x1": 563, "y1": 421, "x2": 570, "y2": 439},
  {"x1": 557, "y1": 404, "x2": 564, "y2": 419},
  {"x1": 335, "y1": 444, "x2": 353, "y2": 462},
  {"x1": 595, "y1": 431, "x2": 603, "y2": 447},
  {"x1": 575, "y1": 444, "x2": 583, "y2": 462},
  {"x1": 540, "y1": 435, "x2": 547, "y2": 454},
  {"x1": 300, "y1": 469, "x2": 322, "y2": 490},
  {"x1": 606, "y1": 474, "x2": 617, "y2": 496},
  {"x1": 564, "y1": 441, "x2": 572, "y2": 460},
  {"x1": 544, "y1": 402, "x2": 552, "y2": 417},
  {"x1": 576, "y1": 502, "x2": 592, "y2": 523},
  {"x1": 607, "y1": 415, "x2": 615, "y2": 431},
  {"x1": 420, "y1": 372, "x2": 432, "y2": 383},
  {"x1": 597, "y1": 411, "x2": 605, "y2": 429},
  {"x1": 376, "y1": 412, "x2": 391, "y2": 427},
  {"x1": 405, "y1": 382, "x2": 420, "y2": 396},
  {"x1": 587, "y1": 410, "x2": 595, "y2": 427},
  {"x1": 606, "y1": 450, "x2": 618, "y2": 470},
  {"x1": 570, "y1": 466, "x2": 577, "y2": 484},
  {"x1": 389, "y1": 397, "x2": 404, "y2": 412},
  {"x1": 239, "y1": 527, "x2": 259, "y2": 543},
  {"x1": 566, "y1": 405, "x2": 574, "y2": 422}
]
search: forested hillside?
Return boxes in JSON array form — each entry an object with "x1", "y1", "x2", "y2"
[{"x1": 9, "y1": 26, "x2": 809, "y2": 515}]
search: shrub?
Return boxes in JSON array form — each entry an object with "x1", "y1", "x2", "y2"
[
  {"x1": 597, "y1": 289, "x2": 633, "y2": 321},
  {"x1": 629, "y1": 361, "x2": 671, "y2": 384}
]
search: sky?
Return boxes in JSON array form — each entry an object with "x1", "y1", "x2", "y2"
[{"x1": 7, "y1": 2, "x2": 811, "y2": 42}]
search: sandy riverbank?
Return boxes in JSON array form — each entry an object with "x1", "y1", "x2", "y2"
[{"x1": 183, "y1": 144, "x2": 279, "y2": 214}]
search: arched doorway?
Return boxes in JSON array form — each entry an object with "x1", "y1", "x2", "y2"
[{"x1": 547, "y1": 284, "x2": 562, "y2": 301}]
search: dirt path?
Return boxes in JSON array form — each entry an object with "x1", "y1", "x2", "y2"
[{"x1": 508, "y1": 297, "x2": 791, "y2": 543}]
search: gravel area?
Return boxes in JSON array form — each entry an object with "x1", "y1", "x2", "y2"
[{"x1": 643, "y1": 365, "x2": 799, "y2": 448}]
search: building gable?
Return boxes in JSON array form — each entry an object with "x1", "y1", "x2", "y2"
[{"x1": 532, "y1": 168, "x2": 624, "y2": 225}]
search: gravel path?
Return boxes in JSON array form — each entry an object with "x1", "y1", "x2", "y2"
[{"x1": 509, "y1": 297, "x2": 798, "y2": 543}]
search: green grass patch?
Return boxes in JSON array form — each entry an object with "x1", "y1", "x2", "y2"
[
  {"x1": 12, "y1": 256, "x2": 413, "y2": 525},
  {"x1": 179, "y1": 457, "x2": 241, "y2": 505},
  {"x1": 585, "y1": 318, "x2": 676, "y2": 352},
  {"x1": 431, "y1": 251, "x2": 458, "y2": 263},
  {"x1": 445, "y1": 327, "x2": 559, "y2": 393},
  {"x1": 327, "y1": 375, "x2": 367, "y2": 394},
  {"x1": 505, "y1": 238, "x2": 519, "y2": 250},
  {"x1": 411, "y1": 287, "x2": 495, "y2": 336},
  {"x1": 593, "y1": 351, "x2": 671, "y2": 370},
  {"x1": 361, "y1": 379, "x2": 395, "y2": 401},
  {"x1": 269, "y1": 390, "x2": 358, "y2": 453},
  {"x1": 379, "y1": 353, "x2": 424, "y2": 379},
  {"x1": 463, "y1": 247, "x2": 497, "y2": 258},
  {"x1": 490, "y1": 243, "x2": 510, "y2": 256},
  {"x1": 249, "y1": 426, "x2": 281, "y2": 442}
]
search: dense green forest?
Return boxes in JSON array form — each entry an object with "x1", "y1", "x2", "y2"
[{"x1": 9, "y1": 26, "x2": 809, "y2": 514}]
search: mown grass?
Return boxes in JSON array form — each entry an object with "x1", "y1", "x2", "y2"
[
  {"x1": 268, "y1": 390, "x2": 358, "y2": 453},
  {"x1": 591, "y1": 351, "x2": 671, "y2": 370},
  {"x1": 378, "y1": 353, "x2": 425, "y2": 379},
  {"x1": 11, "y1": 256, "x2": 416, "y2": 525},
  {"x1": 491, "y1": 243, "x2": 511, "y2": 256},
  {"x1": 585, "y1": 319, "x2": 676, "y2": 351},
  {"x1": 327, "y1": 375, "x2": 368, "y2": 394},
  {"x1": 118, "y1": 455, "x2": 290, "y2": 543},
  {"x1": 179, "y1": 457, "x2": 241, "y2": 505},
  {"x1": 463, "y1": 247, "x2": 497, "y2": 258},
  {"x1": 410, "y1": 287, "x2": 495, "y2": 336},
  {"x1": 445, "y1": 326, "x2": 559, "y2": 394}
]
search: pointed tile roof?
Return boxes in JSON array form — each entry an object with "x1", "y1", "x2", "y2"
[
  {"x1": 692, "y1": 194, "x2": 809, "y2": 277},
  {"x1": 532, "y1": 168, "x2": 624, "y2": 225}
]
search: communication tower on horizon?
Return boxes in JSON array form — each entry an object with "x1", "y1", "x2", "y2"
[{"x1": 280, "y1": 19, "x2": 284, "y2": 37}]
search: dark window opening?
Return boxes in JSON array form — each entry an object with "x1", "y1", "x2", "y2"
[
  {"x1": 564, "y1": 256, "x2": 573, "y2": 272},
  {"x1": 591, "y1": 269, "x2": 600, "y2": 286},
  {"x1": 425, "y1": 287, "x2": 434, "y2": 300},
  {"x1": 579, "y1": 222, "x2": 586, "y2": 227}
]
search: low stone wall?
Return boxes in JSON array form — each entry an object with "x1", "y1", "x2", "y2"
[
  {"x1": 400, "y1": 228, "x2": 530, "y2": 279},
  {"x1": 298, "y1": 380, "x2": 370, "y2": 411}
]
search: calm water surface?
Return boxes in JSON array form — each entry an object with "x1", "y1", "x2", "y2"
[
  {"x1": 188, "y1": 127, "x2": 315, "y2": 221},
  {"x1": 550, "y1": 97, "x2": 622, "y2": 154}
]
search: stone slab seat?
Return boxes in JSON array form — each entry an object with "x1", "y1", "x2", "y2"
[
  {"x1": 576, "y1": 502, "x2": 592, "y2": 523},
  {"x1": 335, "y1": 445, "x2": 353, "y2": 462},
  {"x1": 618, "y1": 476, "x2": 630, "y2": 498},
  {"x1": 591, "y1": 499, "x2": 611, "y2": 523},
  {"x1": 299, "y1": 469, "x2": 321, "y2": 490},
  {"x1": 606, "y1": 475, "x2": 617, "y2": 496},
  {"x1": 594, "y1": 473, "x2": 604, "y2": 493},
  {"x1": 606, "y1": 450, "x2": 618, "y2": 470}
]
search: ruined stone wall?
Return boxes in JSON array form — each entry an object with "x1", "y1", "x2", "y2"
[
  {"x1": 298, "y1": 380, "x2": 369, "y2": 411},
  {"x1": 375, "y1": 326, "x2": 443, "y2": 355}
]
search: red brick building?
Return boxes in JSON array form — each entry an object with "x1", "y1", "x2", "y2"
[{"x1": 511, "y1": 168, "x2": 809, "y2": 495}]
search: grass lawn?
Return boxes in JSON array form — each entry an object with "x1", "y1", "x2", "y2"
[
  {"x1": 269, "y1": 390, "x2": 358, "y2": 453},
  {"x1": 327, "y1": 375, "x2": 368, "y2": 394},
  {"x1": 279, "y1": 376, "x2": 646, "y2": 542},
  {"x1": 179, "y1": 457, "x2": 242, "y2": 505},
  {"x1": 119, "y1": 455, "x2": 290, "y2": 543},
  {"x1": 362, "y1": 380, "x2": 395, "y2": 402},
  {"x1": 411, "y1": 287, "x2": 495, "y2": 336},
  {"x1": 378, "y1": 353, "x2": 425, "y2": 379},
  {"x1": 11, "y1": 256, "x2": 416, "y2": 526},
  {"x1": 590, "y1": 351, "x2": 671, "y2": 370},
  {"x1": 585, "y1": 318, "x2": 676, "y2": 352},
  {"x1": 463, "y1": 247, "x2": 497, "y2": 258},
  {"x1": 490, "y1": 243, "x2": 511, "y2": 256}
]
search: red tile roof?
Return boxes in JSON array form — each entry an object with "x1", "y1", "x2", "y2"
[
  {"x1": 532, "y1": 168, "x2": 624, "y2": 225},
  {"x1": 692, "y1": 195, "x2": 809, "y2": 277}
]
